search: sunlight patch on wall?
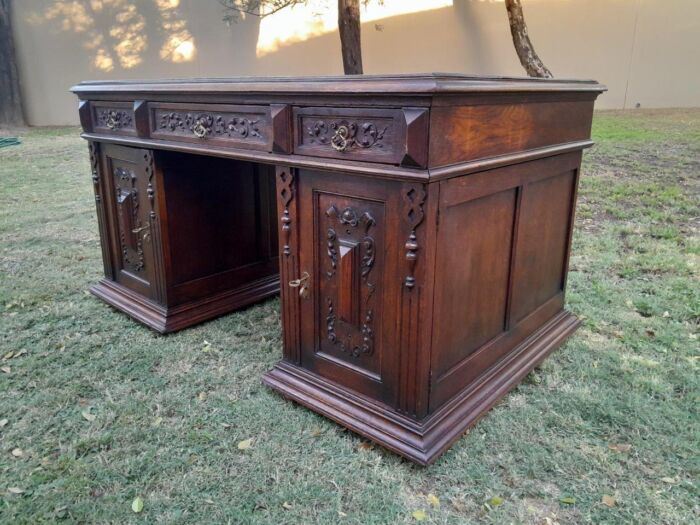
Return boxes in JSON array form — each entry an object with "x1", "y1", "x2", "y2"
[
  {"x1": 109, "y1": 3, "x2": 146, "y2": 68},
  {"x1": 256, "y1": 0, "x2": 454, "y2": 57},
  {"x1": 156, "y1": 0, "x2": 196, "y2": 63}
]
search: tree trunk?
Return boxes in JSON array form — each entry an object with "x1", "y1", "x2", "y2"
[
  {"x1": 505, "y1": 0, "x2": 552, "y2": 78},
  {"x1": 0, "y1": 0, "x2": 24, "y2": 126},
  {"x1": 338, "y1": 0, "x2": 363, "y2": 75}
]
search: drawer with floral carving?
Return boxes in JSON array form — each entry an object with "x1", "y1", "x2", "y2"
[
  {"x1": 293, "y1": 106, "x2": 428, "y2": 167},
  {"x1": 91, "y1": 101, "x2": 136, "y2": 136},
  {"x1": 148, "y1": 102, "x2": 272, "y2": 151}
]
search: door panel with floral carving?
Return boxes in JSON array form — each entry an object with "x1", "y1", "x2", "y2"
[
  {"x1": 101, "y1": 144, "x2": 160, "y2": 300},
  {"x1": 296, "y1": 169, "x2": 402, "y2": 401}
]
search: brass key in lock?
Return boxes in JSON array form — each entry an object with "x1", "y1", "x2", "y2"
[{"x1": 288, "y1": 271, "x2": 310, "y2": 299}]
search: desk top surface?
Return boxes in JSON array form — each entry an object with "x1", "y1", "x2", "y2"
[{"x1": 72, "y1": 73, "x2": 606, "y2": 96}]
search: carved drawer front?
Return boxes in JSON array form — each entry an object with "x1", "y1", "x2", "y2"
[
  {"x1": 294, "y1": 107, "x2": 427, "y2": 166},
  {"x1": 149, "y1": 102, "x2": 272, "y2": 151},
  {"x1": 91, "y1": 101, "x2": 136, "y2": 136}
]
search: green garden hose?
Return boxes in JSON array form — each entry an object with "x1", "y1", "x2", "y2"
[{"x1": 0, "y1": 137, "x2": 21, "y2": 148}]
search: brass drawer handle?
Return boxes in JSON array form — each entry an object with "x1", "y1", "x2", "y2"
[
  {"x1": 192, "y1": 121, "x2": 208, "y2": 138},
  {"x1": 106, "y1": 115, "x2": 117, "y2": 130},
  {"x1": 289, "y1": 271, "x2": 310, "y2": 299},
  {"x1": 331, "y1": 124, "x2": 350, "y2": 152}
]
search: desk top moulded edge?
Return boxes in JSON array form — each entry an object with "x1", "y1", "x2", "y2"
[{"x1": 70, "y1": 73, "x2": 606, "y2": 96}]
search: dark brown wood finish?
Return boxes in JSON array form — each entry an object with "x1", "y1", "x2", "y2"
[{"x1": 73, "y1": 74, "x2": 605, "y2": 463}]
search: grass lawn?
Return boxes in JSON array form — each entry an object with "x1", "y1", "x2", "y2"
[{"x1": 1, "y1": 109, "x2": 698, "y2": 524}]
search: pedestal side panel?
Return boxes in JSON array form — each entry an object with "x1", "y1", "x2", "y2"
[
  {"x1": 432, "y1": 189, "x2": 517, "y2": 380},
  {"x1": 430, "y1": 152, "x2": 582, "y2": 410},
  {"x1": 509, "y1": 171, "x2": 577, "y2": 324}
]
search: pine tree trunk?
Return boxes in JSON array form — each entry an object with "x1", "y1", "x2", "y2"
[
  {"x1": 338, "y1": 0, "x2": 363, "y2": 75},
  {"x1": 0, "y1": 0, "x2": 24, "y2": 125},
  {"x1": 505, "y1": 0, "x2": 552, "y2": 78}
]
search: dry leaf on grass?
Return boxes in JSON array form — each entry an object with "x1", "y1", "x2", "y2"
[
  {"x1": 81, "y1": 410, "x2": 96, "y2": 422},
  {"x1": 282, "y1": 501, "x2": 293, "y2": 510},
  {"x1": 602, "y1": 495, "x2": 616, "y2": 507},
  {"x1": 1, "y1": 366, "x2": 10, "y2": 374},
  {"x1": 412, "y1": 509, "x2": 427, "y2": 521},
  {"x1": 487, "y1": 496, "x2": 503, "y2": 508},
  {"x1": 608, "y1": 443, "x2": 632, "y2": 452},
  {"x1": 11, "y1": 448, "x2": 23, "y2": 457},
  {"x1": 131, "y1": 496, "x2": 144, "y2": 513},
  {"x1": 427, "y1": 493, "x2": 440, "y2": 508},
  {"x1": 237, "y1": 438, "x2": 253, "y2": 450},
  {"x1": 7, "y1": 487, "x2": 24, "y2": 494},
  {"x1": 0, "y1": 419, "x2": 8, "y2": 428}
]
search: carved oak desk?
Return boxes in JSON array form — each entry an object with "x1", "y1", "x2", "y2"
[{"x1": 73, "y1": 74, "x2": 605, "y2": 463}]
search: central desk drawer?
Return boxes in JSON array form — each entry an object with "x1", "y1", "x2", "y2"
[
  {"x1": 293, "y1": 107, "x2": 407, "y2": 165},
  {"x1": 148, "y1": 102, "x2": 271, "y2": 151}
]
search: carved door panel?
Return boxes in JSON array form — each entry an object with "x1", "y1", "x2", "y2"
[
  {"x1": 100, "y1": 144, "x2": 160, "y2": 300},
  {"x1": 296, "y1": 169, "x2": 402, "y2": 402}
]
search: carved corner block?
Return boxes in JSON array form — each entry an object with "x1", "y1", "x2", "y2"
[
  {"x1": 78, "y1": 100, "x2": 92, "y2": 133},
  {"x1": 133, "y1": 100, "x2": 150, "y2": 138},
  {"x1": 401, "y1": 108, "x2": 430, "y2": 168},
  {"x1": 401, "y1": 108, "x2": 429, "y2": 169},
  {"x1": 270, "y1": 104, "x2": 293, "y2": 154}
]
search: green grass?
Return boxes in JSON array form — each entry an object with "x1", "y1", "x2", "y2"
[{"x1": 1, "y1": 109, "x2": 698, "y2": 524}]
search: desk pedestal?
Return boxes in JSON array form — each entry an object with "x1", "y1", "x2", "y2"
[
  {"x1": 89, "y1": 143, "x2": 279, "y2": 333},
  {"x1": 265, "y1": 152, "x2": 583, "y2": 464}
]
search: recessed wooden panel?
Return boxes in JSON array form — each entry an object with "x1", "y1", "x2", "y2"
[
  {"x1": 100, "y1": 145, "x2": 158, "y2": 299},
  {"x1": 432, "y1": 188, "x2": 517, "y2": 379},
  {"x1": 315, "y1": 194, "x2": 385, "y2": 379},
  {"x1": 510, "y1": 171, "x2": 576, "y2": 323}
]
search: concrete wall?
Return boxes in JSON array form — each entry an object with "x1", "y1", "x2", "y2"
[{"x1": 11, "y1": 0, "x2": 700, "y2": 126}]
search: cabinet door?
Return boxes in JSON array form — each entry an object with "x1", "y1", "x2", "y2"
[
  {"x1": 294, "y1": 169, "x2": 403, "y2": 402},
  {"x1": 100, "y1": 144, "x2": 161, "y2": 301}
]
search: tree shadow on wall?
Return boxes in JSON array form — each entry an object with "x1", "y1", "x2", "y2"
[{"x1": 25, "y1": 0, "x2": 199, "y2": 72}]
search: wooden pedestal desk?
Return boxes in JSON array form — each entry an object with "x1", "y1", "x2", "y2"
[{"x1": 73, "y1": 74, "x2": 605, "y2": 464}]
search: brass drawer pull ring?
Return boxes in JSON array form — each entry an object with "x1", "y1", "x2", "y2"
[
  {"x1": 331, "y1": 125, "x2": 350, "y2": 152},
  {"x1": 192, "y1": 122, "x2": 208, "y2": 138}
]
